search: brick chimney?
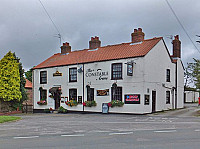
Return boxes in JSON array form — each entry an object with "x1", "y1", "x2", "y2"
[
  {"x1": 131, "y1": 28, "x2": 145, "y2": 43},
  {"x1": 61, "y1": 42, "x2": 71, "y2": 54},
  {"x1": 172, "y1": 35, "x2": 181, "y2": 58},
  {"x1": 89, "y1": 36, "x2": 101, "y2": 49}
]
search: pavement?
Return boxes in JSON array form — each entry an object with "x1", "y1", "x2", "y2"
[{"x1": 0, "y1": 103, "x2": 200, "y2": 149}]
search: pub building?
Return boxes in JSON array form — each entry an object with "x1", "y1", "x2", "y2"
[{"x1": 33, "y1": 28, "x2": 184, "y2": 114}]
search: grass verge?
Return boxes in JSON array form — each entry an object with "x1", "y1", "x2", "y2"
[{"x1": 0, "y1": 116, "x2": 21, "y2": 123}]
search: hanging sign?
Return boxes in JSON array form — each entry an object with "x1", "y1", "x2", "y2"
[
  {"x1": 127, "y1": 63, "x2": 133, "y2": 76},
  {"x1": 97, "y1": 89, "x2": 109, "y2": 96},
  {"x1": 125, "y1": 94, "x2": 140, "y2": 104}
]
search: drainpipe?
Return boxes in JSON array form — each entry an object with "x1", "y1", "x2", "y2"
[
  {"x1": 175, "y1": 62, "x2": 177, "y2": 109},
  {"x1": 83, "y1": 64, "x2": 85, "y2": 112}
]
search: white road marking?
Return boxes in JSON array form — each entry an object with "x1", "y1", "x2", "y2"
[
  {"x1": 109, "y1": 132, "x2": 133, "y2": 135},
  {"x1": 14, "y1": 136, "x2": 39, "y2": 139},
  {"x1": 194, "y1": 129, "x2": 200, "y2": 132},
  {"x1": 61, "y1": 134, "x2": 84, "y2": 137},
  {"x1": 154, "y1": 130, "x2": 177, "y2": 133}
]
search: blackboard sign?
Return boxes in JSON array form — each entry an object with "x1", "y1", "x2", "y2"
[
  {"x1": 125, "y1": 94, "x2": 140, "y2": 104},
  {"x1": 78, "y1": 96, "x2": 82, "y2": 104}
]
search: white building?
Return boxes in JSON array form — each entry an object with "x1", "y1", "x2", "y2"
[
  {"x1": 33, "y1": 28, "x2": 184, "y2": 114},
  {"x1": 184, "y1": 91, "x2": 199, "y2": 103}
]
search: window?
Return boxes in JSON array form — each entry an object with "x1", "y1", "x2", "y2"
[
  {"x1": 40, "y1": 71, "x2": 47, "y2": 84},
  {"x1": 40, "y1": 89, "x2": 47, "y2": 101},
  {"x1": 144, "y1": 95, "x2": 150, "y2": 105},
  {"x1": 111, "y1": 87, "x2": 122, "y2": 101},
  {"x1": 69, "y1": 68, "x2": 77, "y2": 82},
  {"x1": 166, "y1": 69, "x2": 170, "y2": 82},
  {"x1": 69, "y1": 89, "x2": 77, "y2": 101},
  {"x1": 87, "y1": 88, "x2": 94, "y2": 101},
  {"x1": 112, "y1": 63, "x2": 122, "y2": 80},
  {"x1": 166, "y1": 91, "x2": 170, "y2": 104}
]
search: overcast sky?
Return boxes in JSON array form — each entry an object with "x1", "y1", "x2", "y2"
[{"x1": 0, "y1": 0, "x2": 200, "y2": 70}]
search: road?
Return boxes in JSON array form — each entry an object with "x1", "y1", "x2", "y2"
[{"x1": 0, "y1": 103, "x2": 200, "y2": 149}]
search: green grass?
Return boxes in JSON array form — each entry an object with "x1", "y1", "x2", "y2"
[{"x1": 0, "y1": 116, "x2": 21, "y2": 123}]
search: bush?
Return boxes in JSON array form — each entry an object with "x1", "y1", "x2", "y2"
[{"x1": 58, "y1": 106, "x2": 67, "y2": 113}]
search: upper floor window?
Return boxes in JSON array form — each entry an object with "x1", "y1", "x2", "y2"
[
  {"x1": 166, "y1": 69, "x2": 170, "y2": 82},
  {"x1": 112, "y1": 63, "x2": 122, "y2": 80},
  {"x1": 166, "y1": 91, "x2": 170, "y2": 104},
  {"x1": 69, "y1": 68, "x2": 77, "y2": 82},
  {"x1": 40, "y1": 71, "x2": 47, "y2": 84}
]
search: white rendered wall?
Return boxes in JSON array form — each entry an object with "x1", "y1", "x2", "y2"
[{"x1": 33, "y1": 40, "x2": 184, "y2": 113}]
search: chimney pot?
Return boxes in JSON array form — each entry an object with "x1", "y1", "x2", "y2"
[
  {"x1": 89, "y1": 36, "x2": 101, "y2": 49},
  {"x1": 131, "y1": 28, "x2": 145, "y2": 43},
  {"x1": 61, "y1": 42, "x2": 71, "y2": 54}
]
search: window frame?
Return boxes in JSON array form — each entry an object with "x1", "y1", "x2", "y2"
[
  {"x1": 166, "y1": 91, "x2": 170, "y2": 104},
  {"x1": 111, "y1": 87, "x2": 122, "y2": 101},
  {"x1": 69, "y1": 89, "x2": 77, "y2": 101},
  {"x1": 69, "y1": 67, "x2": 77, "y2": 82},
  {"x1": 166, "y1": 69, "x2": 170, "y2": 82},
  {"x1": 40, "y1": 71, "x2": 47, "y2": 84},
  {"x1": 40, "y1": 89, "x2": 47, "y2": 101},
  {"x1": 111, "y1": 63, "x2": 123, "y2": 80},
  {"x1": 87, "y1": 88, "x2": 94, "y2": 101}
]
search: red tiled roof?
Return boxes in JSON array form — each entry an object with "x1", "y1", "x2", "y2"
[
  {"x1": 33, "y1": 37, "x2": 162, "y2": 69},
  {"x1": 25, "y1": 79, "x2": 32, "y2": 88}
]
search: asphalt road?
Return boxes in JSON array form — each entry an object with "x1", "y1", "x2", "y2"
[{"x1": 0, "y1": 104, "x2": 200, "y2": 149}]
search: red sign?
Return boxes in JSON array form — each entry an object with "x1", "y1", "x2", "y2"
[{"x1": 125, "y1": 94, "x2": 140, "y2": 104}]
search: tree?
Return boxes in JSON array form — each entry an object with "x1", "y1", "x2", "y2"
[
  {"x1": 25, "y1": 68, "x2": 33, "y2": 82},
  {"x1": 13, "y1": 53, "x2": 27, "y2": 103},
  {"x1": 0, "y1": 51, "x2": 22, "y2": 101},
  {"x1": 184, "y1": 62, "x2": 194, "y2": 87},
  {"x1": 191, "y1": 58, "x2": 200, "y2": 90}
]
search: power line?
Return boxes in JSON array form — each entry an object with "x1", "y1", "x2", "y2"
[
  {"x1": 38, "y1": 0, "x2": 64, "y2": 43},
  {"x1": 165, "y1": 0, "x2": 200, "y2": 54}
]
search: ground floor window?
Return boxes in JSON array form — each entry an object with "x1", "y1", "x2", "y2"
[
  {"x1": 111, "y1": 87, "x2": 122, "y2": 101},
  {"x1": 69, "y1": 89, "x2": 77, "y2": 101},
  {"x1": 87, "y1": 88, "x2": 94, "y2": 101},
  {"x1": 40, "y1": 89, "x2": 47, "y2": 101},
  {"x1": 166, "y1": 91, "x2": 170, "y2": 104}
]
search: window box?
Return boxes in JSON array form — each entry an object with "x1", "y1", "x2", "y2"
[
  {"x1": 83, "y1": 101, "x2": 97, "y2": 107},
  {"x1": 37, "y1": 99, "x2": 47, "y2": 105},
  {"x1": 108, "y1": 100, "x2": 124, "y2": 108},
  {"x1": 65, "y1": 100, "x2": 78, "y2": 107}
]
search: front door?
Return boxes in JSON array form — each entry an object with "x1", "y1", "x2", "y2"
[
  {"x1": 54, "y1": 92, "x2": 60, "y2": 109},
  {"x1": 152, "y1": 91, "x2": 156, "y2": 113}
]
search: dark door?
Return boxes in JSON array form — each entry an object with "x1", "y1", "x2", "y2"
[
  {"x1": 152, "y1": 91, "x2": 156, "y2": 113},
  {"x1": 54, "y1": 92, "x2": 60, "y2": 109}
]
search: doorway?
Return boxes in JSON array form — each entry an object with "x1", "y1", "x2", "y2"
[{"x1": 152, "y1": 91, "x2": 156, "y2": 113}]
